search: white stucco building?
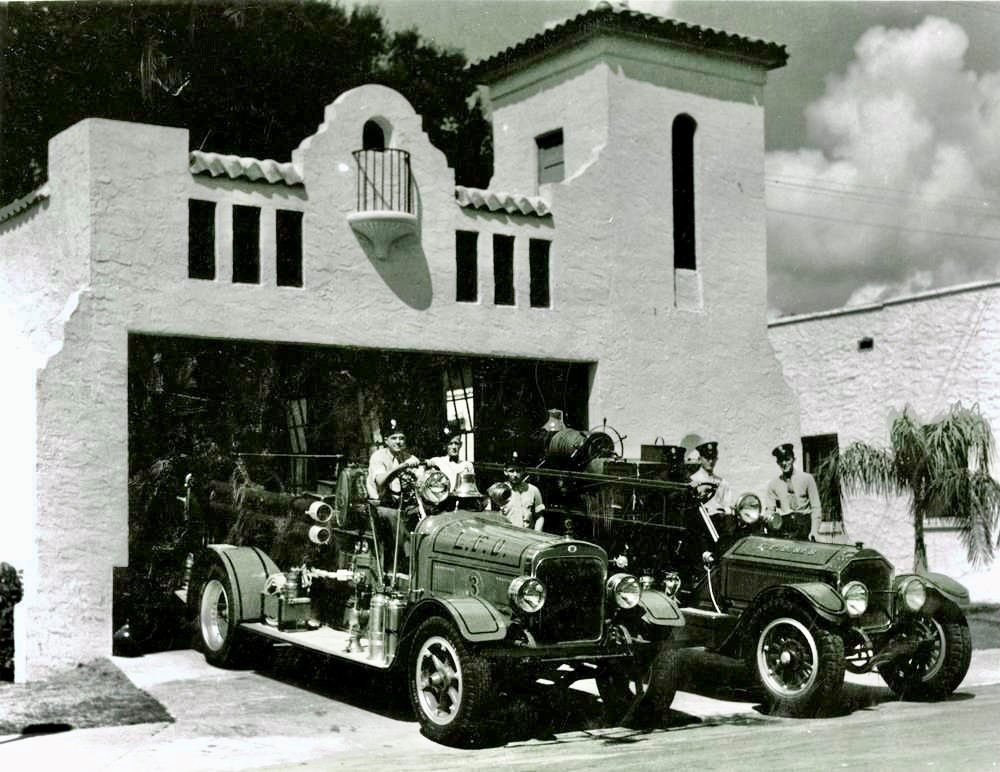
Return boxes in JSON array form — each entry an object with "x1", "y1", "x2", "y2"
[
  {"x1": 769, "y1": 280, "x2": 1000, "y2": 602},
  {"x1": 0, "y1": 5, "x2": 797, "y2": 680}
]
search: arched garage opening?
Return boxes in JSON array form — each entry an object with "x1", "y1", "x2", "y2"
[{"x1": 120, "y1": 333, "x2": 592, "y2": 650}]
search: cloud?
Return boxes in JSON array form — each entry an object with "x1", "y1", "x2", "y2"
[{"x1": 766, "y1": 16, "x2": 1000, "y2": 318}]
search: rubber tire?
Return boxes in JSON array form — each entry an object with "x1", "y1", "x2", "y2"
[
  {"x1": 746, "y1": 599, "x2": 845, "y2": 717},
  {"x1": 596, "y1": 645, "x2": 679, "y2": 726},
  {"x1": 198, "y1": 565, "x2": 250, "y2": 669},
  {"x1": 408, "y1": 616, "x2": 492, "y2": 747},
  {"x1": 878, "y1": 612, "x2": 972, "y2": 701}
]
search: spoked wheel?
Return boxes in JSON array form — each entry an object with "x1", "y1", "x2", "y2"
[
  {"x1": 596, "y1": 644, "x2": 679, "y2": 726},
  {"x1": 879, "y1": 612, "x2": 972, "y2": 700},
  {"x1": 408, "y1": 616, "x2": 492, "y2": 747},
  {"x1": 747, "y1": 600, "x2": 844, "y2": 717},
  {"x1": 198, "y1": 565, "x2": 250, "y2": 668}
]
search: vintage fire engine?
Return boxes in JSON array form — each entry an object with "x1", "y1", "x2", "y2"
[
  {"x1": 184, "y1": 461, "x2": 685, "y2": 747},
  {"x1": 501, "y1": 415, "x2": 974, "y2": 717}
]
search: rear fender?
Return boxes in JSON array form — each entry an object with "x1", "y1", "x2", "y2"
[
  {"x1": 193, "y1": 545, "x2": 281, "y2": 623},
  {"x1": 636, "y1": 589, "x2": 685, "y2": 628},
  {"x1": 403, "y1": 596, "x2": 508, "y2": 645}
]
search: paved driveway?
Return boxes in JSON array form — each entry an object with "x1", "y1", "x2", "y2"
[{"x1": 1, "y1": 646, "x2": 999, "y2": 770}]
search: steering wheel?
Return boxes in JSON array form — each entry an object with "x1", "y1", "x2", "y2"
[
  {"x1": 379, "y1": 459, "x2": 422, "y2": 496},
  {"x1": 694, "y1": 481, "x2": 719, "y2": 505}
]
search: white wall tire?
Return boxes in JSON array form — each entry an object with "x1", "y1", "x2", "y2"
[
  {"x1": 197, "y1": 565, "x2": 250, "y2": 668},
  {"x1": 746, "y1": 599, "x2": 845, "y2": 717}
]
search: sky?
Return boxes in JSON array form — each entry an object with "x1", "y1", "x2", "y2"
[{"x1": 363, "y1": 0, "x2": 1000, "y2": 318}]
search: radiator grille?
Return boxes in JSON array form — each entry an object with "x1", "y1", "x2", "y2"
[
  {"x1": 529, "y1": 557, "x2": 605, "y2": 643},
  {"x1": 842, "y1": 556, "x2": 893, "y2": 630}
]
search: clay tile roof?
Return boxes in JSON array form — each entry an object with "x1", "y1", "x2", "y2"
[
  {"x1": 189, "y1": 151, "x2": 304, "y2": 187},
  {"x1": 0, "y1": 183, "x2": 50, "y2": 224},
  {"x1": 469, "y1": 1, "x2": 787, "y2": 82},
  {"x1": 455, "y1": 186, "x2": 551, "y2": 217}
]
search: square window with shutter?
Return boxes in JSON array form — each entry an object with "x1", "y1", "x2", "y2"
[{"x1": 536, "y1": 129, "x2": 564, "y2": 186}]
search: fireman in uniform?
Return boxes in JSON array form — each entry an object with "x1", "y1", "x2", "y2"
[
  {"x1": 688, "y1": 441, "x2": 733, "y2": 515},
  {"x1": 765, "y1": 443, "x2": 823, "y2": 542},
  {"x1": 366, "y1": 419, "x2": 420, "y2": 571}
]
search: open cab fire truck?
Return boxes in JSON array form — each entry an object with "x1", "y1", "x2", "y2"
[
  {"x1": 182, "y1": 461, "x2": 685, "y2": 747},
  {"x1": 511, "y1": 418, "x2": 974, "y2": 717}
]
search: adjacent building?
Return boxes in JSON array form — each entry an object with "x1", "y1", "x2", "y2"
[{"x1": 769, "y1": 280, "x2": 1000, "y2": 602}]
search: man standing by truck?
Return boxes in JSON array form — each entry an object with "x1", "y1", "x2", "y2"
[
  {"x1": 492, "y1": 452, "x2": 546, "y2": 531},
  {"x1": 765, "y1": 443, "x2": 823, "y2": 542}
]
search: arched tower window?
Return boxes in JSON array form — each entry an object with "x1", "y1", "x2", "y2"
[
  {"x1": 363, "y1": 120, "x2": 386, "y2": 151},
  {"x1": 672, "y1": 114, "x2": 697, "y2": 271}
]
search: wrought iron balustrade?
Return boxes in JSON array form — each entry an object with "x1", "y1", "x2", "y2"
[{"x1": 352, "y1": 148, "x2": 413, "y2": 213}]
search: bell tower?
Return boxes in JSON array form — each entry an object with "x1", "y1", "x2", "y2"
[
  {"x1": 468, "y1": 3, "x2": 797, "y2": 491},
  {"x1": 471, "y1": 1, "x2": 787, "y2": 311}
]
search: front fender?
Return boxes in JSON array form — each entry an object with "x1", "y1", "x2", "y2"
[
  {"x1": 637, "y1": 589, "x2": 685, "y2": 628},
  {"x1": 758, "y1": 582, "x2": 848, "y2": 625},
  {"x1": 896, "y1": 572, "x2": 970, "y2": 616},
  {"x1": 413, "y1": 596, "x2": 508, "y2": 643},
  {"x1": 195, "y1": 544, "x2": 280, "y2": 623}
]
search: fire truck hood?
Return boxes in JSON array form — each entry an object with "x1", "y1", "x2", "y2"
[
  {"x1": 417, "y1": 512, "x2": 570, "y2": 571},
  {"x1": 724, "y1": 536, "x2": 858, "y2": 572}
]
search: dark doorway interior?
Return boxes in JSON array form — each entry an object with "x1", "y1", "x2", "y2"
[{"x1": 121, "y1": 333, "x2": 591, "y2": 652}]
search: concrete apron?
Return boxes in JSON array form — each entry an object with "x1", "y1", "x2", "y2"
[{"x1": 1, "y1": 647, "x2": 999, "y2": 771}]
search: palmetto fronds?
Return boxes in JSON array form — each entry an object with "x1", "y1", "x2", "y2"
[{"x1": 834, "y1": 403, "x2": 1000, "y2": 571}]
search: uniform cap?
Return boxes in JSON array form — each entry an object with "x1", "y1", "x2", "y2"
[
  {"x1": 381, "y1": 418, "x2": 405, "y2": 438},
  {"x1": 662, "y1": 445, "x2": 687, "y2": 466},
  {"x1": 772, "y1": 443, "x2": 795, "y2": 461},
  {"x1": 696, "y1": 441, "x2": 718, "y2": 459}
]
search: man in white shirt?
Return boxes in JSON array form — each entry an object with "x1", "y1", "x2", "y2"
[
  {"x1": 366, "y1": 419, "x2": 419, "y2": 503},
  {"x1": 688, "y1": 441, "x2": 733, "y2": 515},
  {"x1": 366, "y1": 419, "x2": 420, "y2": 572},
  {"x1": 428, "y1": 432, "x2": 473, "y2": 492}
]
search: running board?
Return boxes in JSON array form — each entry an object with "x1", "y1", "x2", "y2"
[{"x1": 240, "y1": 622, "x2": 392, "y2": 669}]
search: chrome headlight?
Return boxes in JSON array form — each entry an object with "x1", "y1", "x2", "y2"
[
  {"x1": 606, "y1": 573, "x2": 642, "y2": 609},
  {"x1": 736, "y1": 493, "x2": 762, "y2": 524},
  {"x1": 417, "y1": 468, "x2": 451, "y2": 505},
  {"x1": 663, "y1": 571, "x2": 681, "y2": 597},
  {"x1": 508, "y1": 576, "x2": 546, "y2": 613},
  {"x1": 842, "y1": 580, "x2": 869, "y2": 617},
  {"x1": 899, "y1": 576, "x2": 927, "y2": 612}
]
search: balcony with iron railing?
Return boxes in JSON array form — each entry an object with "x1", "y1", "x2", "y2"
[{"x1": 347, "y1": 148, "x2": 418, "y2": 260}]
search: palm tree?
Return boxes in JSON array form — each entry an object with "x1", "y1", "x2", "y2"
[{"x1": 829, "y1": 402, "x2": 1000, "y2": 572}]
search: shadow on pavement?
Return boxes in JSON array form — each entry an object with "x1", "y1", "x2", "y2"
[
  {"x1": 255, "y1": 646, "x2": 414, "y2": 722},
  {"x1": 238, "y1": 644, "x2": 979, "y2": 748}
]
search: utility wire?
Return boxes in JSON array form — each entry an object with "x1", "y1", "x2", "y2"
[
  {"x1": 767, "y1": 179, "x2": 1000, "y2": 221},
  {"x1": 767, "y1": 174, "x2": 1000, "y2": 210},
  {"x1": 767, "y1": 206, "x2": 1000, "y2": 242}
]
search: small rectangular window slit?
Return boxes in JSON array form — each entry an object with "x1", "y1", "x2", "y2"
[
  {"x1": 493, "y1": 234, "x2": 515, "y2": 306},
  {"x1": 188, "y1": 199, "x2": 216, "y2": 280},
  {"x1": 456, "y1": 230, "x2": 478, "y2": 303},
  {"x1": 276, "y1": 210, "x2": 303, "y2": 287},
  {"x1": 233, "y1": 204, "x2": 261, "y2": 284}
]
